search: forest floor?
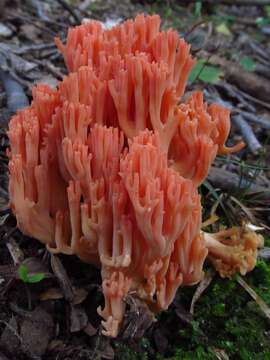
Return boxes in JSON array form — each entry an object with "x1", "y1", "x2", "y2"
[{"x1": 0, "y1": 0, "x2": 270, "y2": 359}]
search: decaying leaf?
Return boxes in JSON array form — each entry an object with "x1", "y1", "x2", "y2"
[
  {"x1": 190, "y1": 268, "x2": 216, "y2": 315},
  {"x1": 20, "y1": 306, "x2": 54, "y2": 357},
  {"x1": 120, "y1": 294, "x2": 155, "y2": 339},
  {"x1": 70, "y1": 305, "x2": 88, "y2": 333},
  {"x1": 50, "y1": 254, "x2": 74, "y2": 302},
  {"x1": 0, "y1": 317, "x2": 21, "y2": 354}
]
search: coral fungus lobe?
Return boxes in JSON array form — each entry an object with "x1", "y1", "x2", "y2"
[{"x1": 8, "y1": 13, "x2": 261, "y2": 338}]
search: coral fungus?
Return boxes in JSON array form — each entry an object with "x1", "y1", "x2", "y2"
[{"x1": 8, "y1": 14, "x2": 262, "y2": 337}]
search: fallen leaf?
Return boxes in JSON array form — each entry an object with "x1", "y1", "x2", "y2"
[
  {"x1": 190, "y1": 268, "x2": 216, "y2": 315},
  {"x1": 216, "y1": 22, "x2": 231, "y2": 36},
  {"x1": 84, "y1": 322, "x2": 97, "y2": 337},
  {"x1": 174, "y1": 303, "x2": 193, "y2": 324},
  {"x1": 121, "y1": 294, "x2": 155, "y2": 339},
  {"x1": 73, "y1": 287, "x2": 89, "y2": 305},
  {"x1": 51, "y1": 254, "x2": 74, "y2": 302},
  {"x1": 189, "y1": 59, "x2": 223, "y2": 84},
  {"x1": 70, "y1": 305, "x2": 88, "y2": 333},
  {"x1": 40, "y1": 287, "x2": 63, "y2": 301},
  {"x1": 0, "y1": 317, "x2": 21, "y2": 353},
  {"x1": 20, "y1": 306, "x2": 54, "y2": 357}
]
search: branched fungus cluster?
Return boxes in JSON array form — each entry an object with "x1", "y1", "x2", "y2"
[{"x1": 8, "y1": 14, "x2": 263, "y2": 337}]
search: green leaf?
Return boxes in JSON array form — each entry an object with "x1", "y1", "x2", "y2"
[
  {"x1": 240, "y1": 56, "x2": 256, "y2": 72},
  {"x1": 199, "y1": 65, "x2": 223, "y2": 84},
  {"x1": 27, "y1": 273, "x2": 45, "y2": 283},
  {"x1": 18, "y1": 264, "x2": 45, "y2": 283},
  {"x1": 18, "y1": 264, "x2": 29, "y2": 282},
  {"x1": 189, "y1": 59, "x2": 223, "y2": 84},
  {"x1": 189, "y1": 59, "x2": 205, "y2": 84},
  {"x1": 216, "y1": 22, "x2": 231, "y2": 36}
]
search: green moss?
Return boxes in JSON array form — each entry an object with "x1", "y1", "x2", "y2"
[
  {"x1": 263, "y1": 236, "x2": 270, "y2": 247},
  {"x1": 172, "y1": 261, "x2": 270, "y2": 359},
  {"x1": 152, "y1": 258, "x2": 270, "y2": 360},
  {"x1": 170, "y1": 346, "x2": 216, "y2": 360},
  {"x1": 114, "y1": 343, "x2": 148, "y2": 360},
  {"x1": 114, "y1": 338, "x2": 151, "y2": 360}
]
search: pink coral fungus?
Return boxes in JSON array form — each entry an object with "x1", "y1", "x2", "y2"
[{"x1": 8, "y1": 14, "x2": 262, "y2": 337}]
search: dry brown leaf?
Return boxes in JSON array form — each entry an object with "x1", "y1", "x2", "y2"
[{"x1": 40, "y1": 287, "x2": 63, "y2": 301}]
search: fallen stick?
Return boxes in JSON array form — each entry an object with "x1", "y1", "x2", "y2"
[
  {"x1": 207, "y1": 167, "x2": 270, "y2": 201},
  {"x1": 0, "y1": 71, "x2": 29, "y2": 113},
  {"x1": 232, "y1": 115, "x2": 262, "y2": 154},
  {"x1": 216, "y1": 82, "x2": 256, "y2": 113},
  {"x1": 30, "y1": 0, "x2": 50, "y2": 22},
  {"x1": 56, "y1": 0, "x2": 82, "y2": 24},
  {"x1": 258, "y1": 247, "x2": 270, "y2": 261},
  {"x1": 14, "y1": 43, "x2": 56, "y2": 55},
  {"x1": 235, "y1": 110, "x2": 270, "y2": 131}
]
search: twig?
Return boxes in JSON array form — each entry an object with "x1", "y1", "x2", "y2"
[
  {"x1": 207, "y1": 167, "x2": 270, "y2": 200},
  {"x1": 0, "y1": 264, "x2": 17, "y2": 279},
  {"x1": 235, "y1": 87, "x2": 270, "y2": 111},
  {"x1": 236, "y1": 275, "x2": 270, "y2": 321},
  {"x1": 216, "y1": 82, "x2": 256, "y2": 113},
  {"x1": 184, "y1": 20, "x2": 206, "y2": 38},
  {"x1": 56, "y1": 0, "x2": 82, "y2": 24},
  {"x1": 30, "y1": 0, "x2": 50, "y2": 22},
  {"x1": 234, "y1": 110, "x2": 270, "y2": 131},
  {"x1": 1, "y1": 69, "x2": 31, "y2": 91},
  {"x1": 6, "y1": 237, "x2": 25, "y2": 265},
  {"x1": 0, "y1": 70, "x2": 29, "y2": 113},
  {"x1": 32, "y1": 59, "x2": 64, "y2": 79},
  {"x1": 6, "y1": 10, "x2": 56, "y2": 37},
  {"x1": 14, "y1": 43, "x2": 56, "y2": 55},
  {"x1": 249, "y1": 41, "x2": 270, "y2": 62},
  {"x1": 0, "y1": 319, "x2": 23, "y2": 343},
  {"x1": 232, "y1": 115, "x2": 262, "y2": 154}
]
